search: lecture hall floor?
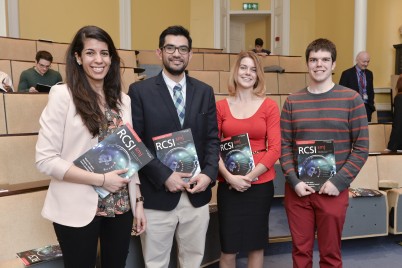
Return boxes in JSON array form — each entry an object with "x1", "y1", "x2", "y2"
[{"x1": 206, "y1": 234, "x2": 402, "y2": 268}]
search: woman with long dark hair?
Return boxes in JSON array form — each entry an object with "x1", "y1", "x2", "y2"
[{"x1": 36, "y1": 25, "x2": 146, "y2": 268}]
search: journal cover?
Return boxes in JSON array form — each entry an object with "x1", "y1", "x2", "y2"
[
  {"x1": 296, "y1": 140, "x2": 336, "y2": 191},
  {"x1": 349, "y1": 188, "x2": 383, "y2": 197},
  {"x1": 152, "y1": 128, "x2": 200, "y2": 183},
  {"x1": 74, "y1": 123, "x2": 154, "y2": 198},
  {"x1": 17, "y1": 244, "x2": 62, "y2": 266},
  {"x1": 220, "y1": 133, "x2": 257, "y2": 180}
]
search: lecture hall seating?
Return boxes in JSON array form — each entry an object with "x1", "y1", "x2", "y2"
[
  {"x1": 368, "y1": 124, "x2": 388, "y2": 153},
  {"x1": 3, "y1": 93, "x2": 48, "y2": 134},
  {"x1": 343, "y1": 156, "x2": 388, "y2": 239},
  {"x1": 0, "y1": 189, "x2": 58, "y2": 268},
  {"x1": 0, "y1": 95, "x2": 6, "y2": 134},
  {"x1": 0, "y1": 60, "x2": 12, "y2": 79},
  {"x1": 136, "y1": 48, "x2": 308, "y2": 95},
  {"x1": 1, "y1": 35, "x2": 402, "y2": 267},
  {"x1": 0, "y1": 37, "x2": 140, "y2": 93},
  {"x1": 377, "y1": 154, "x2": 402, "y2": 234}
]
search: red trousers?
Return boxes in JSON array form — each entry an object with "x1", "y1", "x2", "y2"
[{"x1": 284, "y1": 183, "x2": 349, "y2": 268}]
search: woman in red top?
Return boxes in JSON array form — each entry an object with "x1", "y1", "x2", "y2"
[{"x1": 216, "y1": 51, "x2": 281, "y2": 268}]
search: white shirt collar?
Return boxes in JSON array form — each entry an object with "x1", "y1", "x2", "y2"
[{"x1": 162, "y1": 71, "x2": 187, "y2": 99}]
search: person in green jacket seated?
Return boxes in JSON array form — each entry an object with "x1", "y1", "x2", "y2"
[{"x1": 18, "y1": 50, "x2": 62, "y2": 92}]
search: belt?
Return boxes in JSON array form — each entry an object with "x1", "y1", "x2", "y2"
[{"x1": 252, "y1": 149, "x2": 267, "y2": 155}]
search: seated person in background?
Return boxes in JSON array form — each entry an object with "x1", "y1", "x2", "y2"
[
  {"x1": 387, "y1": 74, "x2": 402, "y2": 151},
  {"x1": 18, "y1": 50, "x2": 62, "y2": 92},
  {"x1": 0, "y1": 70, "x2": 14, "y2": 92},
  {"x1": 252, "y1": 38, "x2": 271, "y2": 56}
]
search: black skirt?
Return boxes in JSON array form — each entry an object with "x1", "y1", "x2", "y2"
[{"x1": 217, "y1": 181, "x2": 274, "y2": 253}]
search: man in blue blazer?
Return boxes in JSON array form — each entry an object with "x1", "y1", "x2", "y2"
[
  {"x1": 339, "y1": 51, "x2": 375, "y2": 122},
  {"x1": 128, "y1": 25, "x2": 220, "y2": 267}
]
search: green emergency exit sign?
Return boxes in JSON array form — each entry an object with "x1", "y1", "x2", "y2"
[{"x1": 243, "y1": 3, "x2": 259, "y2": 10}]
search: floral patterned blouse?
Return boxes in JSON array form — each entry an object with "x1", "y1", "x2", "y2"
[{"x1": 96, "y1": 107, "x2": 131, "y2": 217}]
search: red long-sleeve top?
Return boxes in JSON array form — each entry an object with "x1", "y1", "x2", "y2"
[{"x1": 216, "y1": 98, "x2": 281, "y2": 184}]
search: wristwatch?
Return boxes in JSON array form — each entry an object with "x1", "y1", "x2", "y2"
[{"x1": 136, "y1": 196, "x2": 144, "y2": 202}]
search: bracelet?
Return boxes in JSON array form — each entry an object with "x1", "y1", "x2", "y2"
[
  {"x1": 101, "y1": 174, "x2": 105, "y2": 187},
  {"x1": 136, "y1": 196, "x2": 144, "y2": 203}
]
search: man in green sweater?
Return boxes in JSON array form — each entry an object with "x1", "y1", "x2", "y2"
[{"x1": 18, "y1": 50, "x2": 62, "y2": 92}]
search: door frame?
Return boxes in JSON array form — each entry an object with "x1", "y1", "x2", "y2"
[{"x1": 214, "y1": 0, "x2": 290, "y2": 55}]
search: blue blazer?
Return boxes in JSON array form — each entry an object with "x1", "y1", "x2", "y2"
[{"x1": 128, "y1": 72, "x2": 220, "y2": 211}]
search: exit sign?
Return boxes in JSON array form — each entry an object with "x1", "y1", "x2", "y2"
[{"x1": 243, "y1": 3, "x2": 259, "y2": 10}]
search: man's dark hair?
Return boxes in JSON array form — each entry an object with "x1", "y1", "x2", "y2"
[
  {"x1": 305, "y1": 38, "x2": 337, "y2": 63},
  {"x1": 159, "y1": 25, "x2": 192, "y2": 50},
  {"x1": 255, "y1": 38, "x2": 264, "y2": 46},
  {"x1": 35, "y1": 50, "x2": 53, "y2": 63}
]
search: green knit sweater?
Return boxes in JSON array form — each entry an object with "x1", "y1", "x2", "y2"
[{"x1": 18, "y1": 67, "x2": 62, "y2": 92}]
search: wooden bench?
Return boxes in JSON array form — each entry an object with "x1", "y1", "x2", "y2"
[
  {"x1": 36, "y1": 41, "x2": 68, "y2": 64},
  {"x1": 258, "y1": 55, "x2": 280, "y2": 69},
  {"x1": 3, "y1": 93, "x2": 48, "y2": 134},
  {"x1": 376, "y1": 153, "x2": 402, "y2": 234},
  {"x1": 278, "y1": 73, "x2": 308, "y2": 94},
  {"x1": 278, "y1": 56, "x2": 308, "y2": 73},
  {"x1": 0, "y1": 183, "x2": 219, "y2": 268},
  {"x1": 120, "y1": 68, "x2": 138, "y2": 93},
  {"x1": 203, "y1": 53, "x2": 230, "y2": 72},
  {"x1": 0, "y1": 60, "x2": 12, "y2": 80},
  {"x1": 0, "y1": 188, "x2": 58, "y2": 267},
  {"x1": 343, "y1": 155, "x2": 388, "y2": 239},
  {"x1": 187, "y1": 53, "x2": 204, "y2": 71},
  {"x1": 0, "y1": 94, "x2": 6, "y2": 135},
  {"x1": 384, "y1": 123, "x2": 392, "y2": 148},
  {"x1": 368, "y1": 124, "x2": 388, "y2": 153},
  {"x1": 188, "y1": 71, "x2": 220, "y2": 93},
  {"x1": 265, "y1": 73, "x2": 279, "y2": 94},
  {"x1": 0, "y1": 37, "x2": 36, "y2": 62},
  {"x1": 1, "y1": 36, "x2": 141, "y2": 93},
  {"x1": 10, "y1": 60, "x2": 35, "y2": 91},
  {"x1": 0, "y1": 134, "x2": 51, "y2": 185},
  {"x1": 135, "y1": 50, "x2": 309, "y2": 97}
]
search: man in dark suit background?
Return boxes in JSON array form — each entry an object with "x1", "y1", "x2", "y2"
[
  {"x1": 339, "y1": 51, "x2": 375, "y2": 122},
  {"x1": 128, "y1": 25, "x2": 220, "y2": 267}
]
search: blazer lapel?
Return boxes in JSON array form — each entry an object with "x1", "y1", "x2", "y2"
[
  {"x1": 155, "y1": 74, "x2": 182, "y2": 129},
  {"x1": 183, "y1": 76, "x2": 195, "y2": 128}
]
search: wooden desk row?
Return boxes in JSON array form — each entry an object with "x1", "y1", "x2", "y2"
[
  {"x1": 137, "y1": 49, "x2": 308, "y2": 73},
  {"x1": 0, "y1": 59, "x2": 138, "y2": 94},
  {"x1": 189, "y1": 70, "x2": 308, "y2": 94},
  {"x1": 0, "y1": 37, "x2": 308, "y2": 73},
  {"x1": 0, "y1": 92, "x2": 391, "y2": 146},
  {"x1": 0, "y1": 36, "x2": 138, "y2": 68}
]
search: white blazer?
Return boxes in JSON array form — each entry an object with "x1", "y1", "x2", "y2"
[{"x1": 36, "y1": 84, "x2": 139, "y2": 227}]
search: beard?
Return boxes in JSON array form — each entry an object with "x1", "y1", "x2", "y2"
[
  {"x1": 165, "y1": 66, "x2": 186, "y2": 76},
  {"x1": 163, "y1": 57, "x2": 188, "y2": 76}
]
